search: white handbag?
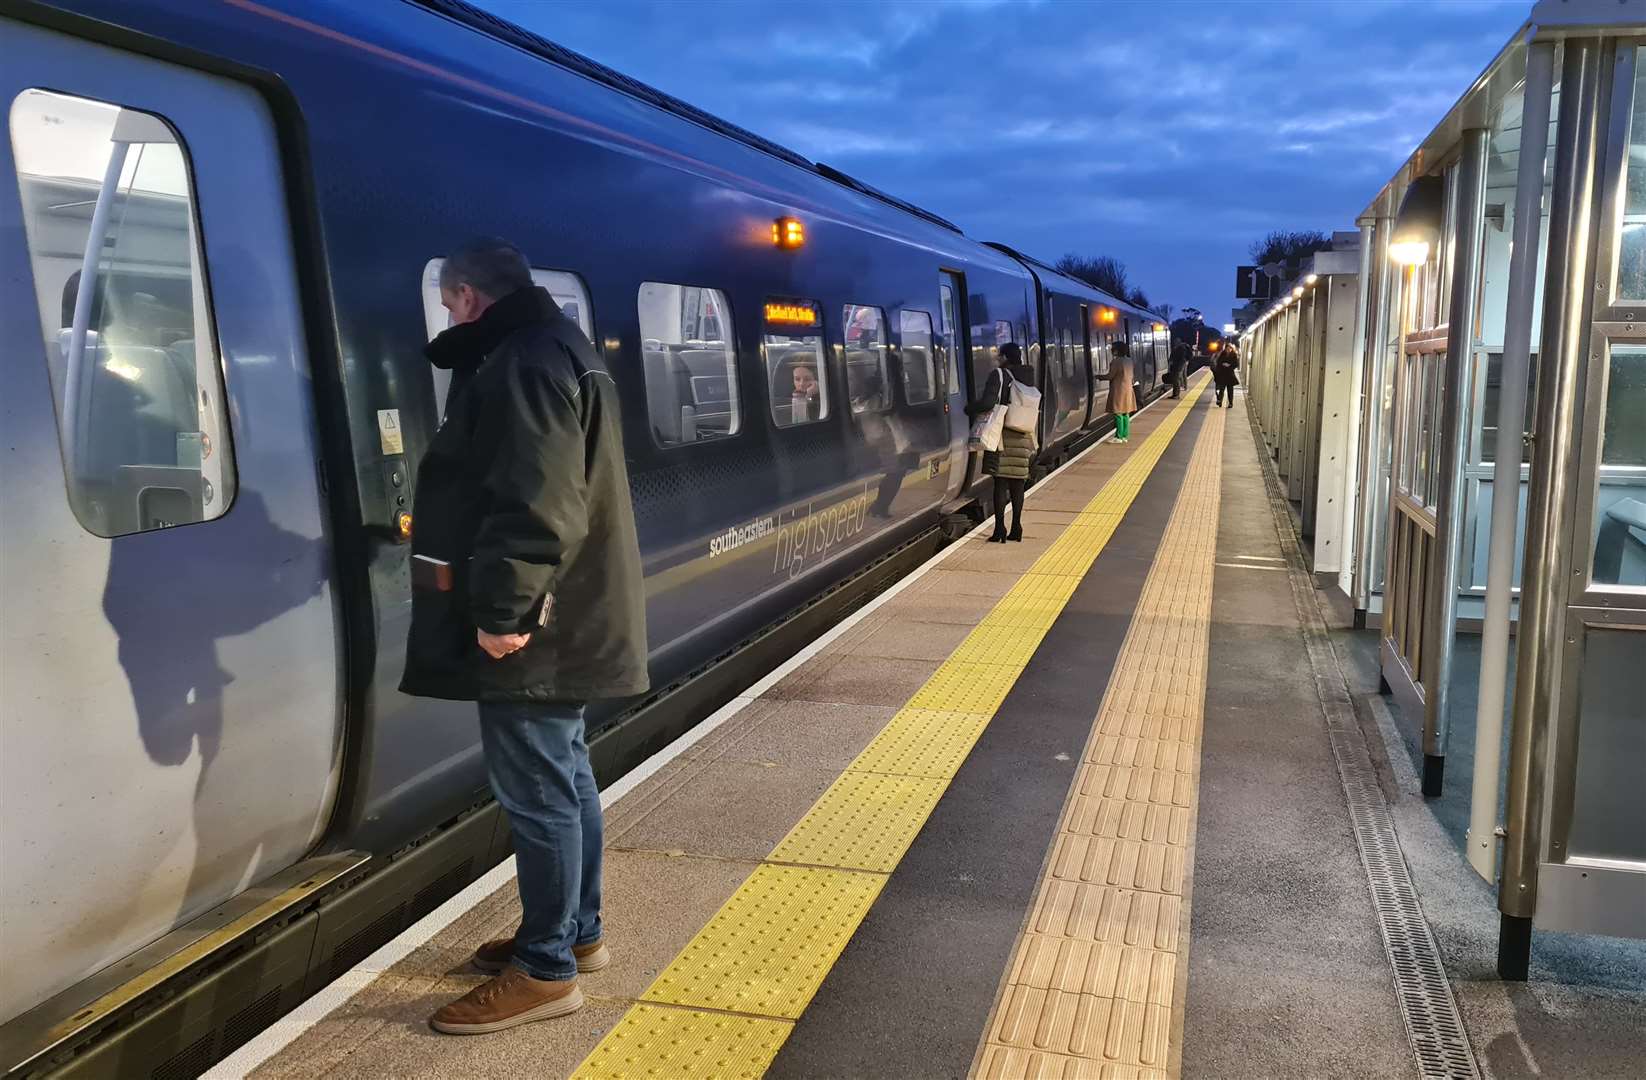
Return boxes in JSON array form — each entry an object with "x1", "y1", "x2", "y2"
[
  {"x1": 970, "y1": 404, "x2": 1006, "y2": 452},
  {"x1": 1002, "y1": 369, "x2": 1041, "y2": 433}
]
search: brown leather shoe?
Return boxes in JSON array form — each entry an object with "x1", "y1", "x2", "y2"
[
  {"x1": 472, "y1": 936, "x2": 611, "y2": 975},
  {"x1": 429, "y1": 968, "x2": 582, "y2": 1034}
]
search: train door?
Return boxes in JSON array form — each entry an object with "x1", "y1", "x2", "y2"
[
  {"x1": 0, "y1": 21, "x2": 341, "y2": 1022},
  {"x1": 1080, "y1": 304, "x2": 1095, "y2": 426},
  {"x1": 939, "y1": 272, "x2": 976, "y2": 491}
]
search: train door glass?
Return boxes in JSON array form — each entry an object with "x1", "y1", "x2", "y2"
[
  {"x1": 10, "y1": 90, "x2": 235, "y2": 538},
  {"x1": 421, "y1": 260, "x2": 593, "y2": 419},
  {"x1": 939, "y1": 276, "x2": 968, "y2": 397},
  {"x1": 1080, "y1": 304, "x2": 1093, "y2": 419},
  {"x1": 0, "y1": 22, "x2": 341, "y2": 1025}
]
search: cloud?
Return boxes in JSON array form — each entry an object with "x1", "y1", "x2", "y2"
[{"x1": 477, "y1": 0, "x2": 1528, "y2": 318}]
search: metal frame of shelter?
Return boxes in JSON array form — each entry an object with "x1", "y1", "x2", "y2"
[{"x1": 1242, "y1": 0, "x2": 1646, "y2": 978}]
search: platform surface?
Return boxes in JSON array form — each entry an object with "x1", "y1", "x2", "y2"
[{"x1": 215, "y1": 377, "x2": 1646, "y2": 1080}]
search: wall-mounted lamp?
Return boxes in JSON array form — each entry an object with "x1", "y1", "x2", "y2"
[{"x1": 1388, "y1": 173, "x2": 1443, "y2": 266}]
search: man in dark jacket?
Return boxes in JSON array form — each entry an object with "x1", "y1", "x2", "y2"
[
  {"x1": 1166, "y1": 340, "x2": 1191, "y2": 399},
  {"x1": 402, "y1": 238, "x2": 648, "y2": 1035}
]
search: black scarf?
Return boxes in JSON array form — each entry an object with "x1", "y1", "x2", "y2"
[{"x1": 424, "y1": 285, "x2": 562, "y2": 375}]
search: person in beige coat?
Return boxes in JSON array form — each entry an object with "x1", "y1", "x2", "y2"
[{"x1": 1102, "y1": 339, "x2": 1138, "y2": 442}]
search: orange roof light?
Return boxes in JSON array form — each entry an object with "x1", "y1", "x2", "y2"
[
  {"x1": 771, "y1": 216, "x2": 805, "y2": 249},
  {"x1": 1152, "y1": 322, "x2": 1166, "y2": 333},
  {"x1": 1208, "y1": 340, "x2": 1222, "y2": 352},
  {"x1": 1097, "y1": 307, "x2": 1118, "y2": 325}
]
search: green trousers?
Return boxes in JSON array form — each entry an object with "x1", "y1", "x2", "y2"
[{"x1": 1115, "y1": 413, "x2": 1132, "y2": 439}]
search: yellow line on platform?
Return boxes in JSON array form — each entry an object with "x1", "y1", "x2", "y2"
[
  {"x1": 972, "y1": 405, "x2": 1225, "y2": 1080},
  {"x1": 573, "y1": 380, "x2": 1210, "y2": 1080}
]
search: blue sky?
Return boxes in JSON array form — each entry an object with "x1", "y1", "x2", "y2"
[{"x1": 480, "y1": 0, "x2": 1528, "y2": 320}]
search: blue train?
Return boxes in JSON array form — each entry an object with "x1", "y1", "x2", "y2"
[{"x1": 0, "y1": 1, "x2": 1167, "y2": 1072}]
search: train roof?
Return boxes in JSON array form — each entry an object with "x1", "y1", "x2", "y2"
[
  {"x1": 412, "y1": 0, "x2": 966, "y2": 236},
  {"x1": 983, "y1": 242, "x2": 1156, "y2": 322}
]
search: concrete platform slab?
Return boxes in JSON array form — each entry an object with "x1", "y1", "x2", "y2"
[
  {"x1": 763, "y1": 653, "x2": 940, "y2": 707},
  {"x1": 845, "y1": 617, "x2": 975, "y2": 662},
  {"x1": 608, "y1": 758, "x2": 838, "y2": 861},
  {"x1": 712, "y1": 699, "x2": 899, "y2": 772}
]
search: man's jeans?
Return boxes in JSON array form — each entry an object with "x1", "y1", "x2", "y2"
[{"x1": 477, "y1": 701, "x2": 602, "y2": 981}]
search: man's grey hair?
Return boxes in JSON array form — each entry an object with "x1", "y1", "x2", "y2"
[{"x1": 439, "y1": 237, "x2": 533, "y2": 300}]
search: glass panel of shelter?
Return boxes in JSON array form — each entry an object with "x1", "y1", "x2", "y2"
[{"x1": 1583, "y1": 43, "x2": 1646, "y2": 592}]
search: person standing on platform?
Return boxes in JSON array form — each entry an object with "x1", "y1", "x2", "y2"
[
  {"x1": 401, "y1": 237, "x2": 649, "y2": 1034},
  {"x1": 1103, "y1": 338, "x2": 1138, "y2": 442},
  {"x1": 1167, "y1": 338, "x2": 1190, "y2": 399},
  {"x1": 1214, "y1": 344, "x2": 1241, "y2": 408},
  {"x1": 967, "y1": 341, "x2": 1037, "y2": 543}
]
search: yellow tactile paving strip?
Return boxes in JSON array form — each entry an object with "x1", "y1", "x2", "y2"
[
  {"x1": 572, "y1": 381, "x2": 1210, "y2": 1080},
  {"x1": 974, "y1": 406, "x2": 1225, "y2": 1080}
]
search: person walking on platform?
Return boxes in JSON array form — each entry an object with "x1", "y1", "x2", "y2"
[
  {"x1": 401, "y1": 237, "x2": 649, "y2": 1034},
  {"x1": 967, "y1": 341, "x2": 1037, "y2": 542},
  {"x1": 1103, "y1": 338, "x2": 1138, "y2": 442},
  {"x1": 1166, "y1": 338, "x2": 1190, "y2": 399},
  {"x1": 1214, "y1": 344, "x2": 1241, "y2": 408}
]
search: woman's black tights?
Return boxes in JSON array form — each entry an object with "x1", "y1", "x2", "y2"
[{"x1": 993, "y1": 477, "x2": 1026, "y2": 539}]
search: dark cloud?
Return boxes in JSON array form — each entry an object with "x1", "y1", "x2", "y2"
[{"x1": 479, "y1": 0, "x2": 1526, "y2": 318}]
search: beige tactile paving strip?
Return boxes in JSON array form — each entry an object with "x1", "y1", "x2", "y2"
[{"x1": 974, "y1": 406, "x2": 1225, "y2": 1080}]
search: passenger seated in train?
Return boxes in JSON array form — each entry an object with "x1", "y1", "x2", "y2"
[{"x1": 791, "y1": 362, "x2": 821, "y2": 421}]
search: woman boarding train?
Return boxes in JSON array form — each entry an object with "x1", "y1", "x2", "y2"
[{"x1": 967, "y1": 342, "x2": 1037, "y2": 543}]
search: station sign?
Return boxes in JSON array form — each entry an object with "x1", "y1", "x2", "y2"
[{"x1": 1235, "y1": 265, "x2": 1275, "y2": 300}]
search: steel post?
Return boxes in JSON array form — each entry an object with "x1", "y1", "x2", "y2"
[
  {"x1": 1500, "y1": 37, "x2": 1604, "y2": 980},
  {"x1": 1420, "y1": 127, "x2": 1490, "y2": 796},
  {"x1": 1469, "y1": 41, "x2": 1556, "y2": 883}
]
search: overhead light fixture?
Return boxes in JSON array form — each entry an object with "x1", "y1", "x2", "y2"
[
  {"x1": 1305, "y1": 273, "x2": 1319, "y2": 285},
  {"x1": 1223, "y1": 322, "x2": 1236, "y2": 333},
  {"x1": 1388, "y1": 173, "x2": 1443, "y2": 266},
  {"x1": 1292, "y1": 285, "x2": 1305, "y2": 299}
]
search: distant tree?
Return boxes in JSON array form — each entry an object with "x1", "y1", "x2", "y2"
[
  {"x1": 1249, "y1": 229, "x2": 1332, "y2": 267},
  {"x1": 1056, "y1": 253, "x2": 1131, "y2": 299},
  {"x1": 1171, "y1": 312, "x2": 1223, "y2": 350},
  {"x1": 1127, "y1": 287, "x2": 1150, "y2": 309},
  {"x1": 1149, "y1": 301, "x2": 1174, "y2": 321}
]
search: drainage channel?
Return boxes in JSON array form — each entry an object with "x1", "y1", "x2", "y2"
[{"x1": 1247, "y1": 412, "x2": 1481, "y2": 1080}]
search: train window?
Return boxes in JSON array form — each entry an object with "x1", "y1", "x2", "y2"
[
  {"x1": 637, "y1": 282, "x2": 740, "y2": 447},
  {"x1": 843, "y1": 305, "x2": 890, "y2": 414},
  {"x1": 10, "y1": 89, "x2": 236, "y2": 537},
  {"x1": 900, "y1": 310, "x2": 938, "y2": 404},
  {"x1": 766, "y1": 298, "x2": 828, "y2": 427},
  {"x1": 421, "y1": 259, "x2": 595, "y2": 419},
  {"x1": 422, "y1": 261, "x2": 593, "y2": 339}
]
